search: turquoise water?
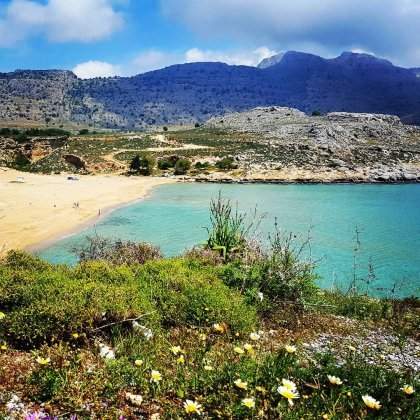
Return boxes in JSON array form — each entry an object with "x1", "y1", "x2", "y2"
[{"x1": 38, "y1": 183, "x2": 420, "y2": 297}]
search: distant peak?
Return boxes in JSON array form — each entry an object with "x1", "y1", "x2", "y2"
[
  {"x1": 258, "y1": 52, "x2": 284, "y2": 69},
  {"x1": 334, "y1": 51, "x2": 392, "y2": 66}
]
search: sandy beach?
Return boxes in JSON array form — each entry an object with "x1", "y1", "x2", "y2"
[{"x1": 0, "y1": 168, "x2": 174, "y2": 255}]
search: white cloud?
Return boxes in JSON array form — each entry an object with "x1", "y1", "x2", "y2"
[
  {"x1": 73, "y1": 46, "x2": 279, "y2": 78},
  {"x1": 0, "y1": 0, "x2": 124, "y2": 47},
  {"x1": 185, "y1": 46, "x2": 277, "y2": 67},
  {"x1": 161, "y1": 0, "x2": 420, "y2": 66},
  {"x1": 73, "y1": 60, "x2": 122, "y2": 79}
]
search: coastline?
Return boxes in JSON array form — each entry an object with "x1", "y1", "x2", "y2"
[{"x1": 0, "y1": 168, "x2": 175, "y2": 256}]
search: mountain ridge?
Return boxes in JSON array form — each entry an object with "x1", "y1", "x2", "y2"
[{"x1": 1, "y1": 51, "x2": 420, "y2": 129}]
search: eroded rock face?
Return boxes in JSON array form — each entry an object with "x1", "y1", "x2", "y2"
[{"x1": 63, "y1": 154, "x2": 86, "y2": 170}]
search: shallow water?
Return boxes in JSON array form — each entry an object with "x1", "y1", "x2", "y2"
[{"x1": 38, "y1": 183, "x2": 420, "y2": 297}]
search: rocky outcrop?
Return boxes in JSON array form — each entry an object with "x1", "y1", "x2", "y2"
[{"x1": 204, "y1": 107, "x2": 420, "y2": 183}]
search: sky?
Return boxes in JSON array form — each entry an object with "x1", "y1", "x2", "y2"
[{"x1": 0, "y1": 0, "x2": 420, "y2": 78}]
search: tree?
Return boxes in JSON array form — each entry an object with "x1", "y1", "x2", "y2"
[
  {"x1": 216, "y1": 157, "x2": 238, "y2": 171},
  {"x1": 174, "y1": 158, "x2": 191, "y2": 175},
  {"x1": 130, "y1": 154, "x2": 155, "y2": 176}
]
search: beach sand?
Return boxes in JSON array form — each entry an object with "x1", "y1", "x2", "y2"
[{"x1": 0, "y1": 168, "x2": 174, "y2": 255}]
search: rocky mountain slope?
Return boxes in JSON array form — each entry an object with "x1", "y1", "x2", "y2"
[
  {"x1": 1, "y1": 51, "x2": 420, "y2": 129},
  {"x1": 204, "y1": 107, "x2": 420, "y2": 182}
]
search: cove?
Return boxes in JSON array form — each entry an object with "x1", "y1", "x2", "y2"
[{"x1": 37, "y1": 183, "x2": 420, "y2": 298}]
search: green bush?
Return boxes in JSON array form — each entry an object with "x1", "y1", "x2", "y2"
[
  {"x1": 137, "y1": 258, "x2": 256, "y2": 333},
  {"x1": 215, "y1": 157, "x2": 238, "y2": 171},
  {"x1": 0, "y1": 253, "x2": 255, "y2": 347},
  {"x1": 174, "y1": 158, "x2": 191, "y2": 175}
]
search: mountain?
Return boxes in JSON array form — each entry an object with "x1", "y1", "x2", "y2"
[
  {"x1": 1, "y1": 51, "x2": 420, "y2": 129},
  {"x1": 257, "y1": 53, "x2": 285, "y2": 69}
]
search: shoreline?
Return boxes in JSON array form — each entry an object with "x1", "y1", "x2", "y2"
[
  {"x1": 0, "y1": 168, "x2": 175, "y2": 256},
  {"x1": 26, "y1": 189, "x2": 157, "y2": 254}
]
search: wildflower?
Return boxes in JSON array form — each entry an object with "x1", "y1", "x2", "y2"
[
  {"x1": 126, "y1": 392, "x2": 143, "y2": 407},
  {"x1": 98, "y1": 343, "x2": 115, "y2": 360},
  {"x1": 241, "y1": 398, "x2": 255, "y2": 409},
  {"x1": 0, "y1": 311, "x2": 5, "y2": 320},
  {"x1": 204, "y1": 365, "x2": 214, "y2": 371},
  {"x1": 0, "y1": 343, "x2": 7, "y2": 351},
  {"x1": 322, "y1": 415, "x2": 329, "y2": 420},
  {"x1": 134, "y1": 359, "x2": 144, "y2": 367},
  {"x1": 151, "y1": 370, "x2": 162, "y2": 383},
  {"x1": 72, "y1": 333, "x2": 79, "y2": 339},
  {"x1": 199, "y1": 333, "x2": 207, "y2": 341},
  {"x1": 255, "y1": 386, "x2": 267, "y2": 394},
  {"x1": 183, "y1": 400, "x2": 202, "y2": 415},
  {"x1": 257, "y1": 292, "x2": 264, "y2": 302},
  {"x1": 282, "y1": 379, "x2": 297, "y2": 391},
  {"x1": 213, "y1": 323, "x2": 225, "y2": 333},
  {"x1": 234, "y1": 379, "x2": 248, "y2": 390},
  {"x1": 6, "y1": 394, "x2": 25, "y2": 414},
  {"x1": 244, "y1": 343, "x2": 254, "y2": 354},
  {"x1": 170, "y1": 345, "x2": 182, "y2": 355},
  {"x1": 249, "y1": 332, "x2": 260, "y2": 341},
  {"x1": 327, "y1": 375, "x2": 343, "y2": 385},
  {"x1": 401, "y1": 385, "x2": 415, "y2": 395},
  {"x1": 36, "y1": 356, "x2": 51, "y2": 366},
  {"x1": 278, "y1": 385, "x2": 299, "y2": 406},
  {"x1": 234, "y1": 346, "x2": 245, "y2": 355},
  {"x1": 285, "y1": 345, "x2": 297, "y2": 354},
  {"x1": 177, "y1": 355, "x2": 185, "y2": 365},
  {"x1": 362, "y1": 395, "x2": 381, "y2": 410}
]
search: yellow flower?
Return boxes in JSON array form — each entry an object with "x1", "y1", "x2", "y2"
[
  {"x1": 234, "y1": 346, "x2": 245, "y2": 355},
  {"x1": 0, "y1": 311, "x2": 5, "y2": 320},
  {"x1": 278, "y1": 385, "x2": 299, "y2": 406},
  {"x1": 401, "y1": 385, "x2": 415, "y2": 395},
  {"x1": 199, "y1": 333, "x2": 207, "y2": 341},
  {"x1": 327, "y1": 375, "x2": 343, "y2": 385},
  {"x1": 36, "y1": 356, "x2": 51, "y2": 366},
  {"x1": 234, "y1": 379, "x2": 248, "y2": 390},
  {"x1": 249, "y1": 332, "x2": 260, "y2": 341},
  {"x1": 322, "y1": 414, "x2": 329, "y2": 419},
  {"x1": 134, "y1": 359, "x2": 144, "y2": 367},
  {"x1": 241, "y1": 398, "x2": 255, "y2": 409},
  {"x1": 213, "y1": 323, "x2": 225, "y2": 333},
  {"x1": 362, "y1": 395, "x2": 381, "y2": 410},
  {"x1": 177, "y1": 355, "x2": 185, "y2": 365},
  {"x1": 150, "y1": 370, "x2": 162, "y2": 383},
  {"x1": 204, "y1": 365, "x2": 214, "y2": 371},
  {"x1": 170, "y1": 345, "x2": 183, "y2": 355},
  {"x1": 72, "y1": 333, "x2": 79, "y2": 339},
  {"x1": 244, "y1": 343, "x2": 254, "y2": 354},
  {"x1": 285, "y1": 345, "x2": 297, "y2": 354},
  {"x1": 255, "y1": 386, "x2": 267, "y2": 394},
  {"x1": 282, "y1": 379, "x2": 297, "y2": 391},
  {"x1": 183, "y1": 399, "x2": 202, "y2": 415},
  {"x1": 0, "y1": 343, "x2": 7, "y2": 351}
]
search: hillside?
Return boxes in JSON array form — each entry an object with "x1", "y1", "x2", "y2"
[{"x1": 1, "y1": 51, "x2": 420, "y2": 129}]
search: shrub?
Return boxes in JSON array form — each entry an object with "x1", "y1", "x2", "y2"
[
  {"x1": 206, "y1": 193, "x2": 256, "y2": 260},
  {"x1": 130, "y1": 153, "x2": 155, "y2": 175},
  {"x1": 215, "y1": 157, "x2": 238, "y2": 171},
  {"x1": 78, "y1": 129, "x2": 89, "y2": 135},
  {"x1": 78, "y1": 235, "x2": 162, "y2": 265},
  {"x1": 135, "y1": 258, "x2": 256, "y2": 333},
  {"x1": 174, "y1": 158, "x2": 191, "y2": 175},
  {"x1": 0, "y1": 253, "x2": 255, "y2": 347}
]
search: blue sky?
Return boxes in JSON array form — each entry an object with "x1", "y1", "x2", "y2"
[{"x1": 1, "y1": 0, "x2": 420, "y2": 78}]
